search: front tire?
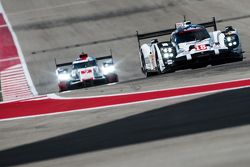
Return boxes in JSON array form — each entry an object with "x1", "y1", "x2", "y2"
[
  {"x1": 106, "y1": 74, "x2": 119, "y2": 83},
  {"x1": 145, "y1": 70, "x2": 154, "y2": 77},
  {"x1": 141, "y1": 55, "x2": 155, "y2": 77},
  {"x1": 58, "y1": 81, "x2": 70, "y2": 92}
]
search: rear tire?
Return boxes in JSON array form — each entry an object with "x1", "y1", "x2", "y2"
[
  {"x1": 234, "y1": 54, "x2": 243, "y2": 62},
  {"x1": 163, "y1": 65, "x2": 175, "y2": 73},
  {"x1": 106, "y1": 74, "x2": 119, "y2": 83},
  {"x1": 141, "y1": 55, "x2": 155, "y2": 77},
  {"x1": 145, "y1": 70, "x2": 154, "y2": 77},
  {"x1": 58, "y1": 81, "x2": 70, "y2": 92},
  {"x1": 157, "y1": 61, "x2": 164, "y2": 74},
  {"x1": 212, "y1": 53, "x2": 243, "y2": 66}
]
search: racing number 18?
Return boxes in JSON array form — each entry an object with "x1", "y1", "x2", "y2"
[{"x1": 195, "y1": 44, "x2": 207, "y2": 51}]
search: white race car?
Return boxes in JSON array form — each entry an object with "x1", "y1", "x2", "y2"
[
  {"x1": 137, "y1": 17, "x2": 244, "y2": 77},
  {"x1": 55, "y1": 52, "x2": 118, "y2": 91}
]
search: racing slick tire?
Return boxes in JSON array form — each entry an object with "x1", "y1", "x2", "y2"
[
  {"x1": 233, "y1": 53, "x2": 244, "y2": 62},
  {"x1": 58, "y1": 81, "x2": 70, "y2": 92},
  {"x1": 141, "y1": 55, "x2": 155, "y2": 77},
  {"x1": 143, "y1": 69, "x2": 155, "y2": 77},
  {"x1": 211, "y1": 53, "x2": 243, "y2": 66},
  {"x1": 106, "y1": 74, "x2": 119, "y2": 83},
  {"x1": 163, "y1": 65, "x2": 175, "y2": 73},
  {"x1": 157, "y1": 61, "x2": 168, "y2": 74}
]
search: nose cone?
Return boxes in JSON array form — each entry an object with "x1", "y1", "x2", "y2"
[{"x1": 80, "y1": 68, "x2": 94, "y2": 81}]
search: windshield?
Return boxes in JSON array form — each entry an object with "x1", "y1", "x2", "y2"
[
  {"x1": 73, "y1": 60, "x2": 97, "y2": 69},
  {"x1": 57, "y1": 69, "x2": 68, "y2": 74},
  {"x1": 175, "y1": 28, "x2": 210, "y2": 44}
]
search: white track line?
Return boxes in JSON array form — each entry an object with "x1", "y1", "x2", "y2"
[
  {"x1": 1, "y1": 75, "x2": 26, "y2": 81},
  {"x1": 1, "y1": 73, "x2": 24, "y2": 78},
  {"x1": 0, "y1": 57, "x2": 19, "y2": 63},
  {"x1": 2, "y1": 87, "x2": 31, "y2": 93},
  {"x1": 1, "y1": 85, "x2": 29, "y2": 90},
  {"x1": 1, "y1": 64, "x2": 21, "y2": 71},
  {"x1": 1, "y1": 67, "x2": 22, "y2": 74},
  {"x1": 2, "y1": 64, "x2": 22, "y2": 69},
  {"x1": 1, "y1": 79, "x2": 28, "y2": 85},
  {"x1": 1, "y1": 69, "x2": 24, "y2": 73},
  {"x1": 1, "y1": 76, "x2": 26, "y2": 82},
  {"x1": 0, "y1": 25, "x2": 7, "y2": 28},
  {"x1": 1, "y1": 71, "x2": 25, "y2": 77}
]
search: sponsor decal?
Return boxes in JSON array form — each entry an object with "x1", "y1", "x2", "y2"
[{"x1": 195, "y1": 44, "x2": 207, "y2": 51}]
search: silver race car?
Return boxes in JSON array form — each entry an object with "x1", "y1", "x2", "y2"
[
  {"x1": 137, "y1": 17, "x2": 244, "y2": 77},
  {"x1": 55, "y1": 51, "x2": 118, "y2": 91}
]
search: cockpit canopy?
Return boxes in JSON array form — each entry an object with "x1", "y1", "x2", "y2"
[
  {"x1": 172, "y1": 28, "x2": 210, "y2": 44},
  {"x1": 72, "y1": 60, "x2": 97, "y2": 69}
]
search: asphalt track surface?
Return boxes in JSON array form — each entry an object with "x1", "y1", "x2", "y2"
[{"x1": 1, "y1": 0, "x2": 250, "y2": 166}]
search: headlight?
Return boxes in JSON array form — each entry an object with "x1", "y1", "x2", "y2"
[
  {"x1": 233, "y1": 41, "x2": 238, "y2": 46},
  {"x1": 226, "y1": 37, "x2": 232, "y2": 42},
  {"x1": 169, "y1": 53, "x2": 174, "y2": 58},
  {"x1": 163, "y1": 53, "x2": 170, "y2": 59},
  {"x1": 163, "y1": 53, "x2": 174, "y2": 59},
  {"x1": 162, "y1": 48, "x2": 168, "y2": 53},
  {"x1": 58, "y1": 73, "x2": 71, "y2": 81},
  {"x1": 224, "y1": 34, "x2": 239, "y2": 48},
  {"x1": 161, "y1": 47, "x2": 175, "y2": 59},
  {"x1": 103, "y1": 65, "x2": 115, "y2": 75},
  {"x1": 168, "y1": 48, "x2": 173, "y2": 52},
  {"x1": 161, "y1": 47, "x2": 173, "y2": 53}
]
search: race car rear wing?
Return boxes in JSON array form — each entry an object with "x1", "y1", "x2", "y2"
[
  {"x1": 96, "y1": 55, "x2": 113, "y2": 63},
  {"x1": 96, "y1": 54, "x2": 115, "y2": 67},
  {"x1": 136, "y1": 17, "x2": 217, "y2": 48},
  {"x1": 96, "y1": 49, "x2": 114, "y2": 64},
  {"x1": 55, "y1": 60, "x2": 72, "y2": 68},
  {"x1": 55, "y1": 50, "x2": 114, "y2": 69},
  {"x1": 199, "y1": 17, "x2": 217, "y2": 32},
  {"x1": 55, "y1": 59, "x2": 72, "y2": 76}
]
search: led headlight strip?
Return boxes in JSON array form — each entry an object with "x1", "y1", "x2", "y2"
[
  {"x1": 161, "y1": 47, "x2": 175, "y2": 59},
  {"x1": 224, "y1": 34, "x2": 239, "y2": 48}
]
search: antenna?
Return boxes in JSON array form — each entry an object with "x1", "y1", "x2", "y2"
[
  {"x1": 110, "y1": 48, "x2": 114, "y2": 64},
  {"x1": 183, "y1": 15, "x2": 186, "y2": 22}
]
